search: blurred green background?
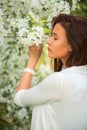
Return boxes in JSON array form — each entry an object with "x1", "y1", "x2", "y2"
[{"x1": 71, "y1": 0, "x2": 87, "y2": 16}]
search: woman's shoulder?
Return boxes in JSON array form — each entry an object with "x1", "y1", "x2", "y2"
[{"x1": 49, "y1": 65, "x2": 87, "y2": 80}]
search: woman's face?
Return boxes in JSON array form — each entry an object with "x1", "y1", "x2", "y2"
[{"x1": 47, "y1": 23, "x2": 72, "y2": 63}]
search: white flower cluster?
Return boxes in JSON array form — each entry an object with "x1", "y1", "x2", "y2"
[
  {"x1": 72, "y1": 0, "x2": 80, "y2": 10},
  {"x1": 10, "y1": 18, "x2": 29, "y2": 29},
  {"x1": 0, "y1": 0, "x2": 80, "y2": 47},
  {"x1": 17, "y1": 26, "x2": 46, "y2": 46},
  {"x1": 30, "y1": 0, "x2": 71, "y2": 21},
  {"x1": 0, "y1": 9, "x2": 5, "y2": 44},
  {"x1": 0, "y1": 9, "x2": 3, "y2": 29}
]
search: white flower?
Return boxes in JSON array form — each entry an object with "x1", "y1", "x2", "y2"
[
  {"x1": 18, "y1": 28, "x2": 29, "y2": 37},
  {"x1": 17, "y1": 26, "x2": 45, "y2": 46},
  {"x1": 72, "y1": 0, "x2": 80, "y2": 10},
  {"x1": 31, "y1": 0, "x2": 40, "y2": 7},
  {"x1": 10, "y1": 18, "x2": 29, "y2": 29},
  {"x1": 17, "y1": 108, "x2": 27, "y2": 120}
]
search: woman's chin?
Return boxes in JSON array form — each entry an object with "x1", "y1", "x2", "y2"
[{"x1": 48, "y1": 53, "x2": 54, "y2": 58}]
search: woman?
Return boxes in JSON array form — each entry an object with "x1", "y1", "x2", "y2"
[{"x1": 14, "y1": 14, "x2": 87, "y2": 130}]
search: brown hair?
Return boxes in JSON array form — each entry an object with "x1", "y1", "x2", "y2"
[{"x1": 51, "y1": 14, "x2": 87, "y2": 71}]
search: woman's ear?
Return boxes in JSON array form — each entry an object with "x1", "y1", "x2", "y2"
[{"x1": 69, "y1": 48, "x2": 72, "y2": 52}]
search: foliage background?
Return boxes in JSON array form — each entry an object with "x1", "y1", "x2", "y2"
[{"x1": 0, "y1": 0, "x2": 87, "y2": 130}]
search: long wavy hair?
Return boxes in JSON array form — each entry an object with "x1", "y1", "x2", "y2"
[{"x1": 51, "y1": 14, "x2": 87, "y2": 72}]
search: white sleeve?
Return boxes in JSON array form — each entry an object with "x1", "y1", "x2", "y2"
[{"x1": 14, "y1": 73, "x2": 62, "y2": 107}]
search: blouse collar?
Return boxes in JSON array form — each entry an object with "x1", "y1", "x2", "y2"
[{"x1": 61, "y1": 65, "x2": 87, "y2": 73}]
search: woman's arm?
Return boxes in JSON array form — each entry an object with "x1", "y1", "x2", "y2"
[{"x1": 16, "y1": 44, "x2": 43, "y2": 92}]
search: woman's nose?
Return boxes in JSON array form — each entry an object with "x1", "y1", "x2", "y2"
[{"x1": 47, "y1": 37, "x2": 52, "y2": 45}]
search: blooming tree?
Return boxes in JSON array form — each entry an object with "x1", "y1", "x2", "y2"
[{"x1": 0, "y1": 0, "x2": 80, "y2": 129}]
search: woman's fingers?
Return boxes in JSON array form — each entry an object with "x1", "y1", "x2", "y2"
[{"x1": 29, "y1": 44, "x2": 43, "y2": 59}]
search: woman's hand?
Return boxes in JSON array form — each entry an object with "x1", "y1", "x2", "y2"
[
  {"x1": 27, "y1": 44, "x2": 43, "y2": 69},
  {"x1": 29, "y1": 44, "x2": 43, "y2": 60}
]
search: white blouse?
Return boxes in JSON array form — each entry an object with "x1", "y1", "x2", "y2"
[{"x1": 14, "y1": 65, "x2": 87, "y2": 130}]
